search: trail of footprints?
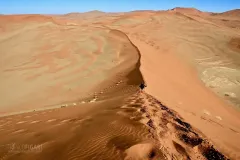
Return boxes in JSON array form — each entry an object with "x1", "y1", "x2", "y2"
[
  {"x1": 122, "y1": 92, "x2": 229, "y2": 160},
  {"x1": 0, "y1": 89, "x2": 231, "y2": 160},
  {"x1": 0, "y1": 79, "x2": 137, "y2": 158},
  {"x1": 61, "y1": 79, "x2": 137, "y2": 106}
]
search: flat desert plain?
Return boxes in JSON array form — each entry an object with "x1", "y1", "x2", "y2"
[{"x1": 0, "y1": 8, "x2": 240, "y2": 160}]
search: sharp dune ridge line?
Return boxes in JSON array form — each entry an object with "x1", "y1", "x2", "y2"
[{"x1": 0, "y1": 8, "x2": 240, "y2": 160}]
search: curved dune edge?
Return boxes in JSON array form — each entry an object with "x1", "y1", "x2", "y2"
[{"x1": 128, "y1": 35, "x2": 240, "y2": 159}]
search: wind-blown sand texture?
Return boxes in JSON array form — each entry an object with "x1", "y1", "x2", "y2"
[{"x1": 0, "y1": 8, "x2": 240, "y2": 160}]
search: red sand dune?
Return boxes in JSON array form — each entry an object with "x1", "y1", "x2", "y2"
[
  {"x1": 213, "y1": 9, "x2": 240, "y2": 18},
  {"x1": 0, "y1": 8, "x2": 240, "y2": 160}
]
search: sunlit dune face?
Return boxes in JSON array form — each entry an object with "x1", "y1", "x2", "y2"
[{"x1": 0, "y1": 15, "x2": 134, "y2": 113}]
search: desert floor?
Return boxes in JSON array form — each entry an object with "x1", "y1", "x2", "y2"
[{"x1": 0, "y1": 8, "x2": 240, "y2": 160}]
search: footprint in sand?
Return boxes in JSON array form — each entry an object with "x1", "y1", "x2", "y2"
[
  {"x1": 203, "y1": 110, "x2": 222, "y2": 121},
  {"x1": 74, "y1": 116, "x2": 92, "y2": 124},
  {"x1": 90, "y1": 98, "x2": 97, "y2": 103},
  {"x1": 12, "y1": 129, "x2": 25, "y2": 134},
  {"x1": 47, "y1": 119, "x2": 56, "y2": 123},
  {"x1": 130, "y1": 101, "x2": 137, "y2": 104},
  {"x1": 61, "y1": 119, "x2": 71, "y2": 123},
  {"x1": 17, "y1": 121, "x2": 27, "y2": 124},
  {"x1": 216, "y1": 116, "x2": 222, "y2": 121},
  {"x1": 31, "y1": 120, "x2": 40, "y2": 124},
  {"x1": 203, "y1": 109, "x2": 211, "y2": 116}
]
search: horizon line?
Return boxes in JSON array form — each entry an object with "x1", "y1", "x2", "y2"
[{"x1": 0, "y1": 7, "x2": 239, "y2": 15}]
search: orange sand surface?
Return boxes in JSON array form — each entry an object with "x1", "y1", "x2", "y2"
[{"x1": 0, "y1": 8, "x2": 240, "y2": 160}]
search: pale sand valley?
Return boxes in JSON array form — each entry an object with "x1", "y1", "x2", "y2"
[{"x1": 0, "y1": 8, "x2": 240, "y2": 160}]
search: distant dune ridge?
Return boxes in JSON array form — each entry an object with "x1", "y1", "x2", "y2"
[
  {"x1": 213, "y1": 9, "x2": 240, "y2": 17},
  {"x1": 0, "y1": 7, "x2": 240, "y2": 160}
]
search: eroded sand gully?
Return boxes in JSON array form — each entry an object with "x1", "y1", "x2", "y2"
[{"x1": 0, "y1": 10, "x2": 240, "y2": 159}]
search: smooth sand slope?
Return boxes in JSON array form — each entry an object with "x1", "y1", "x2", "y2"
[{"x1": 0, "y1": 8, "x2": 240, "y2": 160}]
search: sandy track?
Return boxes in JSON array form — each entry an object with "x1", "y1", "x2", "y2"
[
  {"x1": 129, "y1": 35, "x2": 240, "y2": 159},
  {"x1": 138, "y1": 91, "x2": 228, "y2": 160}
]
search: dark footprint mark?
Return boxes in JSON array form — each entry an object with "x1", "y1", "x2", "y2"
[
  {"x1": 144, "y1": 92, "x2": 229, "y2": 160},
  {"x1": 148, "y1": 149, "x2": 156, "y2": 158},
  {"x1": 174, "y1": 124, "x2": 189, "y2": 133},
  {"x1": 150, "y1": 103, "x2": 156, "y2": 107},
  {"x1": 147, "y1": 147, "x2": 166, "y2": 160},
  {"x1": 140, "y1": 107, "x2": 146, "y2": 113},
  {"x1": 172, "y1": 141, "x2": 191, "y2": 160},
  {"x1": 123, "y1": 108, "x2": 137, "y2": 113},
  {"x1": 160, "y1": 104, "x2": 168, "y2": 111},
  {"x1": 129, "y1": 104, "x2": 142, "y2": 108},
  {"x1": 156, "y1": 102, "x2": 175, "y2": 117},
  {"x1": 174, "y1": 118, "x2": 191, "y2": 129},
  {"x1": 152, "y1": 109, "x2": 158, "y2": 113},
  {"x1": 179, "y1": 134, "x2": 203, "y2": 147},
  {"x1": 162, "y1": 106, "x2": 176, "y2": 116},
  {"x1": 201, "y1": 146, "x2": 228, "y2": 160},
  {"x1": 229, "y1": 128, "x2": 239, "y2": 134},
  {"x1": 160, "y1": 117, "x2": 169, "y2": 126},
  {"x1": 147, "y1": 119, "x2": 155, "y2": 129},
  {"x1": 208, "y1": 119, "x2": 224, "y2": 127}
]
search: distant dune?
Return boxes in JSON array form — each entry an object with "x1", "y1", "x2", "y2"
[
  {"x1": 64, "y1": 10, "x2": 106, "y2": 19},
  {"x1": 213, "y1": 9, "x2": 240, "y2": 18}
]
